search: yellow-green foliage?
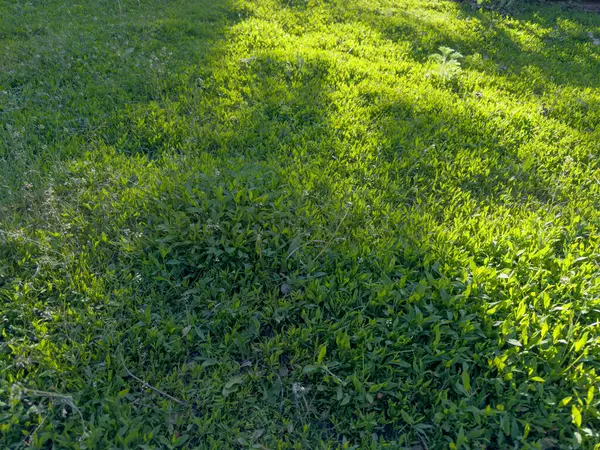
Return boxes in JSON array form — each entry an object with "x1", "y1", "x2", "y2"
[{"x1": 1, "y1": 0, "x2": 600, "y2": 448}]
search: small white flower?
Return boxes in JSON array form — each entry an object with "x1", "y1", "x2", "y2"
[{"x1": 292, "y1": 382, "x2": 308, "y2": 395}]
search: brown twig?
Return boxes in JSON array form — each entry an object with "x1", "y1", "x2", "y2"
[{"x1": 121, "y1": 356, "x2": 188, "y2": 407}]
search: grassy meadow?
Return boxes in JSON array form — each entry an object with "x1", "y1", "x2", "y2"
[{"x1": 1, "y1": 0, "x2": 600, "y2": 448}]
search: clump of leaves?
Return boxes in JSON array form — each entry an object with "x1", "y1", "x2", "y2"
[{"x1": 428, "y1": 46, "x2": 463, "y2": 81}]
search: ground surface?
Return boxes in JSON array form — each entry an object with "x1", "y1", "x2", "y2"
[{"x1": 1, "y1": 0, "x2": 600, "y2": 448}]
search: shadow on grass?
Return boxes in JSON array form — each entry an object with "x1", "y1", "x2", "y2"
[{"x1": 0, "y1": 0, "x2": 243, "y2": 202}]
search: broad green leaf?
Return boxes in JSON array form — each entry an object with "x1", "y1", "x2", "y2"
[
  {"x1": 559, "y1": 396, "x2": 573, "y2": 407},
  {"x1": 201, "y1": 359, "x2": 218, "y2": 368},
  {"x1": 572, "y1": 405, "x2": 582, "y2": 428},
  {"x1": 174, "y1": 435, "x2": 189, "y2": 447},
  {"x1": 541, "y1": 322, "x2": 549, "y2": 339},
  {"x1": 302, "y1": 365, "x2": 321, "y2": 375},
  {"x1": 507, "y1": 339, "x2": 522, "y2": 347},
  {"x1": 542, "y1": 292, "x2": 551, "y2": 309},
  {"x1": 400, "y1": 410, "x2": 413, "y2": 425},
  {"x1": 553, "y1": 324, "x2": 564, "y2": 342},
  {"x1": 222, "y1": 376, "x2": 244, "y2": 396},
  {"x1": 456, "y1": 426, "x2": 466, "y2": 447},
  {"x1": 317, "y1": 346, "x2": 327, "y2": 364},
  {"x1": 574, "y1": 332, "x2": 589, "y2": 352},
  {"x1": 461, "y1": 369, "x2": 471, "y2": 392},
  {"x1": 523, "y1": 422, "x2": 531, "y2": 439},
  {"x1": 515, "y1": 301, "x2": 526, "y2": 319},
  {"x1": 587, "y1": 387, "x2": 595, "y2": 405}
]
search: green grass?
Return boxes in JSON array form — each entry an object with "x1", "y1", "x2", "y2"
[{"x1": 1, "y1": 0, "x2": 600, "y2": 448}]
